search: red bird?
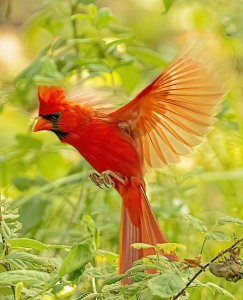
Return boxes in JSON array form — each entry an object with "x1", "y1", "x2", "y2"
[{"x1": 33, "y1": 45, "x2": 224, "y2": 277}]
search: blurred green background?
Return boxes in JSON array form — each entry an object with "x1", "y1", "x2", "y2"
[{"x1": 0, "y1": 0, "x2": 242, "y2": 299}]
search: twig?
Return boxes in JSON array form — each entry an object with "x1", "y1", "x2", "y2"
[
  {"x1": 199, "y1": 237, "x2": 207, "y2": 255},
  {"x1": 171, "y1": 237, "x2": 243, "y2": 300}
]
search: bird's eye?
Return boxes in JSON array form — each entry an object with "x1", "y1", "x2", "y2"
[{"x1": 51, "y1": 112, "x2": 60, "y2": 121}]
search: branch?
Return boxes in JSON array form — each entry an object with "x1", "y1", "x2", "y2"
[{"x1": 171, "y1": 238, "x2": 243, "y2": 300}]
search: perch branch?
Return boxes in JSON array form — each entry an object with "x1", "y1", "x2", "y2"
[{"x1": 171, "y1": 237, "x2": 243, "y2": 300}]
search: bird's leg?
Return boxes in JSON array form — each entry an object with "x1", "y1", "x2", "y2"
[
  {"x1": 88, "y1": 170, "x2": 104, "y2": 188},
  {"x1": 88, "y1": 170, "x2": 125, "y2": 189},
  {"x1": 102, "y1": 170, "x2": 125, "y2": 187}
]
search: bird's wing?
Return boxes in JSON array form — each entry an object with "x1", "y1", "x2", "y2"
[{"x1": 109, "y1": 40, "x2": 229, "y2": 168}]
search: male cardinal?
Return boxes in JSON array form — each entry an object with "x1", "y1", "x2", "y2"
[{"x1": 33, "y1": 42, "x2": 225, "y2": 278}]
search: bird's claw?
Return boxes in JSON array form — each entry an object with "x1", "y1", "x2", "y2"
[{"x1": 88, "y1": 170, "x2": 125, "y2": 189}]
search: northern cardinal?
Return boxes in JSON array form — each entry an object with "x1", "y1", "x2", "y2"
[{"x1": 33, "y1": 43, "x2": 225, "y2": 278}]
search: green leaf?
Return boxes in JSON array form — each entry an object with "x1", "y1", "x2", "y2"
[
  {"x1": 85, "y1": 266, "x2": 116, "y2": 278},
  {"x1": 9, "y1": 238, "x2": 48, "y2": 251},
  {"x1": 15, "y1": 282, "x2": 23, "y2": 300},
  {"x1": 3, "y1": 252, "x2": 57, "y2": 271},
  {"x1": 184, "y1": 215, "x2": 208, "y2": 233},
  {"x1": 67, "y1": 38, "x2": 99, "y2": 46},
  {"x1": 163, "y1": 0, "x2": 176, "y2": 13},
  {"x1": 0, "y1": 286, "x2": 15, "y2": 297},
  {"x1": 105, "y1": 38, "x2": 131, "y2": 55},
  {"x1": 131, "y1": 243, "x2": 155, "y2": 250},
  {"x1": 82, "y1": 293, "x2": 100, "y2": 300},
  {"x1": 0, "y1": 270, "x2": 52, "y2": 286},
  {"x1": 8, "y1": 238, "x2": 69, "y2": 251},
  {"x1": 97, "y1": 249, "x2": 118, "y2": 258},
  {"x1": 205, "y1": 282, "x2": 236, "y2": 299},
  {"x1": 58, "y1": 240, "x2": 94, "y2": 277},
  {"x1": 206, "y1": 231, "x2": 231, "y2": 242},
  {"x1": 131, "y1": 272, "x2": 149, "y2": 282},
  {"x1": 148, "y1": 270, "x2": 185, "y2": 298},
  {"x1": 82, "y1": 214, "x2": 100, "y2": 248},
  {"x1": 12, "y1": 176, "x2": 47, "y2": 191},
  {"x1": 105, "y1": 273, "x2": 128, "y2": 285},
  {"x1": 19, "y1": 197, "x2": 49, "y2": 234},
  {"x1": 12, "y1": 176, "x2": 34, "y2": 191},
  {"x1": 128, "y1": 264, "x2": 157, "y2": 273},
  {"x1": 96, "y1": 7, "x2": 115, "y2": 28},
  {"x1": 156, "y1": 243, "x2": 186, "y2": 254},
  {"x1": 216, "y1": 216, "x2": 243, "y2": 226}
]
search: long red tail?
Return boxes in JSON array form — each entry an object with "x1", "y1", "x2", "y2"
[{"x1": 117, "y1": 178, "x2": 177, "y2": 276}]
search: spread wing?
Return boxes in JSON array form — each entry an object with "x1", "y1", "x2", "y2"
[{"x1": 109, "y1": 41, "x2": 227, "y2": 168}]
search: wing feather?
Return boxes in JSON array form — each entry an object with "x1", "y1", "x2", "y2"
[{"x1": 109, "y1": 40, "x2": 228, "y2": 168}]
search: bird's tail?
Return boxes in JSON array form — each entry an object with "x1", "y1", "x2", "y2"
[{"x1": 117, "y1": 178, "x2": 177, "y2": 278}]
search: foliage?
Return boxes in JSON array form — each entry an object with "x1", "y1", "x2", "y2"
[
  {"x1": 0, "y1": 200, "x2": 242, "y2": 299},
  {"x1": 0, "y1": 0, "x2": 243, "y2": 299}
]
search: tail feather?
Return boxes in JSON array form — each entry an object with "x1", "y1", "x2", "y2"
[
  {"x1": 119, "y1": 206, "x2": 142, "y2": 274},
  {"x1": 118, "y1": 180, "x2": 177, "y2": 277}
]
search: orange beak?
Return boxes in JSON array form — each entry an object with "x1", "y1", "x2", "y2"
[{"x1": 33, "y1": 116, "x2": 53, "y2": 132}]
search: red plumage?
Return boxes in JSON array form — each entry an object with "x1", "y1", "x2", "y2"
[{"x1": 33, "y1": 42, "x2": 225, "y2": 281}]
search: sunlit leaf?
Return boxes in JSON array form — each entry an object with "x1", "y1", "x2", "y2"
[
  {"x1": 131, "y1": 243, "x2": 155, "y2": 250},
  {"x1": 15, "y1": 282, "x2": 23, "y2": 300},
  {"x1": 55, "y1": 284, "x2": 76, "y2": 298},
  {"x1": 156, "y1": 243, "x2": 186, "y2": 254}
]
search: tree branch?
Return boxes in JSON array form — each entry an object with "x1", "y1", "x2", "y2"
[{"x1": 171, "y1": 237, "x2": 243, "y2": 300}]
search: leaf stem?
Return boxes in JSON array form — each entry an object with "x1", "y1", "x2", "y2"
[{"x1": 199, "y1": 237, "x2": 207, "y2": 255}]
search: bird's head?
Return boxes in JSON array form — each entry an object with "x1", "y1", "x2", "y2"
[{"x1": 33, "y1": 86, "x2": 83, "y2": 140}]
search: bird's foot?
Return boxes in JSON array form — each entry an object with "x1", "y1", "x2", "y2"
[{"x1": 88, "y1": 170, "x2": 125, "y2": 189}]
